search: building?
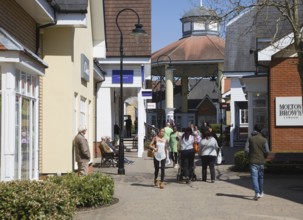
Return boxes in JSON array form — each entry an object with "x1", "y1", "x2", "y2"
[
  {"x1": 95, "y1": 0, "x2": 151, "y2": 157},
  {"x1": 0, "y1": 0, "x2": 106, "y2": 180},
  {"x1": 224, "y1": 5, "x2": 303, "y2": 151},
  {"x1": 150, "y1": 5, "x2": 225, "y2": 130}
]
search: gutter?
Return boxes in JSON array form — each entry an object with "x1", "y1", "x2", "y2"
[{"x1": 35, "y1": 1, "x2": 58, "y2": 55}]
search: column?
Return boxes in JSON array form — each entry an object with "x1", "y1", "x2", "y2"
[{"x1": 165, "y1": 66, "x2": 175, "y2": 123}]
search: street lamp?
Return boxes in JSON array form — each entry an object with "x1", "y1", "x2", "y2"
[
  {"x1": 156, "y1": 55, "x2": 175, "y2": 127},
  {"x1": 116, "y1": 8, "x2": 147, "y2": 175}
]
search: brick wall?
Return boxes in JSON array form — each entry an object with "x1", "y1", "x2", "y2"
[
  {"x1": 270, "y1": 57, "x2": 303, "y2": 152},
  {"x1": 0, "y1": 0, "x2": 36, "y2": 51},
  {"x1": 103, "y1": 0, "x2": 151, "y2": 57}
]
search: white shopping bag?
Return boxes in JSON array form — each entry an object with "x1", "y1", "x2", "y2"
[{"x1": 217, "y1": 149, "x2": 222, "y2": 165}]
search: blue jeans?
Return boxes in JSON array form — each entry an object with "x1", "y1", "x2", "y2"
[{"x1": 250, "y1": 164, "x2": 264, "y2": 195}]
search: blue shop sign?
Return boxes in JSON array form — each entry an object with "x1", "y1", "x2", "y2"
[{"x1": 112, "y1": 70, "x2": 134, "y2": 84}]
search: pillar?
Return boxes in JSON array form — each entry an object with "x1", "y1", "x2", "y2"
[{"x1": 165, "y1": 67, "x2": 175, "y2": 123}]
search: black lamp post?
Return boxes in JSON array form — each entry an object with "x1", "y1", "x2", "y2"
[
  {"x1": 116, "y1": 8, "x2": 147, "y2": 175},
  {"x1": 156, "y1": 55, "x2": 175, "y2": 128}
]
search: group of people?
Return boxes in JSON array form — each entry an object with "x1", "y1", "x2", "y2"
[
  {"x1": 149, "y1": 121, "x2": 222, "y2": 189},
  {"x1": 149, "y1": 121, "x2": 269, "y2": 201},
  {"x1": 74, "y1": 120, "x2": 269, "y2": 200}
]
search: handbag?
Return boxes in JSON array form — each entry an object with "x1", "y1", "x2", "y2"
[
  {"x1": 147, "y1": 149, "x2": 154, "y2": 158},
  {"x1": 193, "y1": 142, "x2": 200, "y2": 153}
]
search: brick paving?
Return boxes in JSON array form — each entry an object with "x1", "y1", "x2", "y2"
[{"x1": 75, "y1": 146, "x2": 303, "y2": 220}]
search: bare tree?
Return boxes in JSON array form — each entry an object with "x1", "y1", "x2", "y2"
[{"x1": 203, "y1": 0, "x2": 303, "y2": 102}]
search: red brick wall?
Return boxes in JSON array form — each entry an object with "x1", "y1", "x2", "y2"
[
  {"x1": 0, "y1": 0, "x2": 37, "y2": 51},
  {"x1": 270, "y1": 57, "x2": 303, "y2": 152},
  {"x1": 104, "y1": 0, "x2": 151, "y2": 57}
]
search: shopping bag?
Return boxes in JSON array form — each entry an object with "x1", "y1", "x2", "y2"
[{"x1": 217, "y1": 149, "x2": 222, "y2": 165}]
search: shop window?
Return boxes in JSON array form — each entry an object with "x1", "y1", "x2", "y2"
[{"x1": 14, "y1": 69, "x2": 38, "y2": 180}]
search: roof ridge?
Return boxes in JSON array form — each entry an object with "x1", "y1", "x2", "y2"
[
  {"x1": 166, "y1": 37, "x2": 190, "y2": 58},
  {"x1": 206, "y1": 35, "x2": 224, "y2": 56}
]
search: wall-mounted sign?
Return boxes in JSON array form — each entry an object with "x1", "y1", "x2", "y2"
[
  {"x1": 81, "y1": 54, "x2": 89, "y2": 82},
  {"x1": 275, "y1": 97, "x2": 303, "y2": 126},
  {"x1": 112, "y1": 70, "x2": 133, "y2": 84},
  {"x1": 141, "y1": 89, "x2": 152, "y2": 99},
  {"x1": 147, "y1": 102, "x2": 156, "y2": 109}
]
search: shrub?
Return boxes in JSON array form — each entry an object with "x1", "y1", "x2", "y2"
[
  {"x1": 0, "y1": 180, "x2": 76, "y2": 219},
  {"x1": 233, "y1": 150, "x2": 249, "y2": 171},
  {"x1": 48, "y1": 172, "x2": 114, "y2": 208}
]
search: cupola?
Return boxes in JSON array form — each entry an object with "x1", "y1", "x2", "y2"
[{"x1": 180, "y1": 4, "x2": 220, "y2": 38}]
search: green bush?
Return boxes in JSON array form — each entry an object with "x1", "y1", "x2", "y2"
[
  {"x1": 48, "y1": 172, "x2": 114, "y2": 208},
  {"x1": 0, "y1": 180, "x2": 76, "y2": 219},
  {"x1": 233, "y1": 150, "x2": 249, "y2": 171}
]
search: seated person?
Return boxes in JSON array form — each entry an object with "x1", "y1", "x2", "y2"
[{"x1": 99, "y1": 137, "x2": 115, "y2": 155}]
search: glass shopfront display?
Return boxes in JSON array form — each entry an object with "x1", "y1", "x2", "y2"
[{"x1": 14, "y1": 70, "x2": 38, "y2": 180}]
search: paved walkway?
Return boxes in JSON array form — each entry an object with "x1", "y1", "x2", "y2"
[{"x1": 75, "y1": 146, "x2": 303, "y2": 220}]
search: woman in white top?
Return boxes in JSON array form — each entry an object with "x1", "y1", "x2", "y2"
[
  {"x1": 149, "y1": 128, "x2": 168, "y2": 189},
  {"x1": 180, "y1": 127, "x2": 195, "y2": 183},
  {"x1": 199, "y1": 129, "x2": 219, "y2": 182}
]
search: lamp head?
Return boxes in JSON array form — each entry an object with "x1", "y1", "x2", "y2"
[
  {"x1": 130, "y1": 23, "x2": 147, "y2": 44},
  {"x1": 166, "y1": 63, "x2": 175, "y2": 71}
]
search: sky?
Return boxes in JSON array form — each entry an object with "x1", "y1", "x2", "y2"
[{"x1": 152, "y1": 0, "x2": 200, "y2": 53}]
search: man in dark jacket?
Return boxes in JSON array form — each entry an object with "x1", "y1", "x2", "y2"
[
  {"x1": 74, "y1": 125, "x2": 91, "y2": 176},
  {"x1": 245, "y1": 124, "x2": 269, "y2": 200}
]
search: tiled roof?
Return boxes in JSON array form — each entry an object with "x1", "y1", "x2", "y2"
[
  {"x1": 151, "y1": 35, "x2": 224, "y2": 62},
  {"x1": 104, "y1": 0, "x2": 151, "y2": 57}
]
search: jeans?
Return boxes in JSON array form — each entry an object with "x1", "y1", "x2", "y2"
[
  {"x1": 201, "y1": 155, "x2": 217, "y2": 181},
  {"x1": 181, "y1": 149, "x2": 195, "y2": 179},
  {"x1": 250, "y1": 164, "x2": 264, "y2": 195}
]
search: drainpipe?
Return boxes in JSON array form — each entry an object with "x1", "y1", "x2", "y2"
[{"x1": 35, "y1": 0, "x2": 58, "y2": 55}]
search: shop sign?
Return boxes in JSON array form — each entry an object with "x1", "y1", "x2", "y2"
[{"x1": 275, "y1": 97, "x2": 303, "y2": 126}]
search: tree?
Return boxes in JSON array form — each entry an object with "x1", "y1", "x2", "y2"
[{"x1": 203, "y1": 0, "x2": 303, "y2": 103}]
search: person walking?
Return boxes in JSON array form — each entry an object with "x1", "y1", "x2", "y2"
[
  {"x1": 125, "y1": 116, "x2": 132, "y2": 137},
  {"x1": 179, "y1": 127, "x2": 195, "y2": 184},
  {"x1": 74, "y1": 125, "x2": 91, "y2": 176},
  {"x1": 169, "y1": 126, "x2": 179, "y2": 168},
  {"x1": 149, "y1": 128, "x2": 168, "y2": 189},
  {"x1": 245, "y1": 124, "x2": 269, "y2": 200},
  {"x1": 199, "y1": 129, "x2": 219, "y2": 183}
]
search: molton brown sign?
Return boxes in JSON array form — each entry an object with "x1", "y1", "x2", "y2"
[{"x1": 275, "y1": 97, "x2": 303, "y2": 126}]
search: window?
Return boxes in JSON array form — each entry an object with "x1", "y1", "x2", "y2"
[
  {"x1": 252, "y1": 93, "x2": 268, "y2": 132},
  {"x1": 240, "y1": 109, "x2": 248, "y2": 124},
  {"x1": 14, "y1": 69, "x2": 38, "y2": 180},
  {"x1": 80, "y1": 97, "x2": 86, "y2": 127},
  {"x1": 74, "y1": 93, "x2": 78, "y2": 135}
]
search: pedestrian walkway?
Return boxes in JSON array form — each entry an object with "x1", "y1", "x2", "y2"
[{"x1": 75, "y1": 147, "x2": 303, "y2": 220}]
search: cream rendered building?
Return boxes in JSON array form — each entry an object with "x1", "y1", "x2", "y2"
[{"x1": 41, "y1": 0, "x2": 105, "y2": 174}]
